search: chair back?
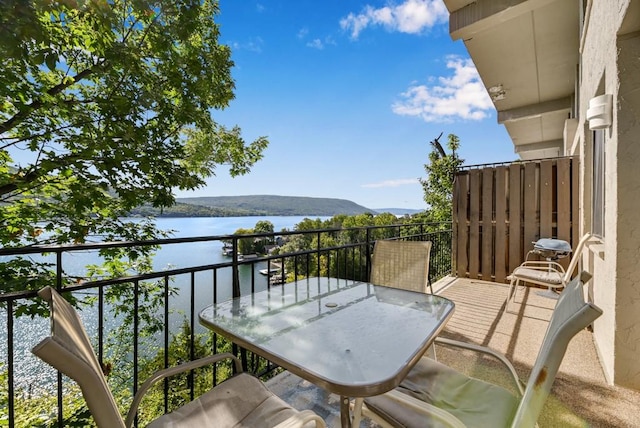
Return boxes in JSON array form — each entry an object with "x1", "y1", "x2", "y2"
[
  {"x1": 32, "y1": 287, "x2": 125, "y2": 428},
  {"x1": 370, "y1": 240, "x2": 432, "y2": 293},
  {"x1": 511, "y1": 271, "x2": 602, "y2": 427}
]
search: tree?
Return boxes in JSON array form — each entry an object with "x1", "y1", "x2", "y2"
[
  {"x1": 254, "y1": 220, "x2": 275, "y2": 236},
  {"x1": 420, "y1": 133, "x2": 464, "y2": 222},
  {"x1": 0, "y1": 1, "x2": 267, "y2": 298}
]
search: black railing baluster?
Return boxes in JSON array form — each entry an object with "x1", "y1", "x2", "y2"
[
  {"x1": 133, "y1": 280, "x2": 139, "y2": 428},
  {"x1": 190, "y1": 271, "x2": 196, "y2": 401},
  {"x1": 232, "y1": 236, "x2": 240, "y2": 298},
  {"x1": 164, "y1": 275, "x2": 170, "y2": 415},
  {"x1": 7, "y1": 300, "x2": 14, "y2": 427},
  {"x1": 98, "y1": 287, "x2": 104, "y2": 366}
]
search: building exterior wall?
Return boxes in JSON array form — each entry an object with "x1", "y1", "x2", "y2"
[
  {"x1": 577, "y1": 0, "x2": 640, "y2": 389},
  {"x1": 614, "y1": 31, "x2": 640, "y2": 389}
]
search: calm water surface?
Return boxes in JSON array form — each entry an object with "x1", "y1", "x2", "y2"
[{"x1": 2, "y1": 216, "x2": 329, "y2": 391}]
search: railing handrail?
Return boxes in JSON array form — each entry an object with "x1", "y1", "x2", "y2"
[
  {"x1": 0, "y1": 222, "x2": 450, "y2": 256},
  {"x1": 1, "y1": 221, "x2": 453, "y2": 428}
]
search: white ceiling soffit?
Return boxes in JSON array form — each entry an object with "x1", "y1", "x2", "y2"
[{"x1": 443, "y1": 0, "x2": 579, "y2": 160}]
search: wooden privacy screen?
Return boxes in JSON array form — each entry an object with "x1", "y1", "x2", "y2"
[{"x1": 452, "y1": 157, "x2": 579, "y2": 283}]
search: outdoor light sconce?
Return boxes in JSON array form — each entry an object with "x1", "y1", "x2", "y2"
[
  {"x1": 586, "y1": 94, "x2": 613, "y2": 130},
  {"x1": 488, "y1": 84, "x2": 506, "y2": 102}
]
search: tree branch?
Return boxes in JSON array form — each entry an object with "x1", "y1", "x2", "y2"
[
  {"x1": 0, "y1": 60, "x2": 107, "y2": 135},
  {"x1": 430, "y1": 132, "x2": 446, "y2": 158}
]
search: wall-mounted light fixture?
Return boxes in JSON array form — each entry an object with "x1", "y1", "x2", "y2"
[
  {"x1": 488, "y1": 84, "x2": 506, "y2": 102},
  {"x1": 586, "y1": 94, "x2": 613, "y2": 130}
]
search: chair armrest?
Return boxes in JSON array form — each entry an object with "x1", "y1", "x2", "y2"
[
  {"x1": 516, "y1": 261, "x2": 565, "y2": 273},
  {"x1": 433, "y1": 337, "x2": 525, "y2": 395},
  {"x1": 273, "y1": 410, "x2": 327, "y2": 428},
  {"x1": 125, "y1": 352, "x2": 243, "y2": 427}
]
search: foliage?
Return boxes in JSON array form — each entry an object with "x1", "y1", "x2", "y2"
[
  {"x1": 420, "y1": 133, "x2": 464, "y2": 222},
  {"x1": 129, "y1": 202, "x2": 256, "y2": 218},
  {"x1": 133, "y1": 321, "x2": 234, "y2": 426},
  {"x1": 228, "y1": 220, "x2": 276, "y2": 255},
  {"x1": 0, "y1": 0, "x2": 267, "y2": 308},
  {"x1": 173, "y1": 195, "x2": 377, "y2": 216},
  {"x1": 232, "y1": 227, "x2": 255, "y2": 255},
  {"x1": 275, "y1": 213, "x2": 450, "y2": 283}
]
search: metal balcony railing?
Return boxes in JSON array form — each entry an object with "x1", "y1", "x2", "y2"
[{"x1": 0, "y1": 222, "x2": 452, "y2": 427}]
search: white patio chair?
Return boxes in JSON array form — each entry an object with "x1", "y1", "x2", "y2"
[
  {"x1": 370, "y1": 240, "x2": 433, "y2": 294},
  {"x1": 355, "y1": 270, "x2": 602, "y2": 428},
  {"x1": 31, "y1": 286, "x2": 326, "y2": 428},
  {"x1": 505, "y1": 233, "x2": 594, "y2": 313}
]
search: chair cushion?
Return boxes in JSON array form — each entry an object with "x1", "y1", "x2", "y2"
[
  {"x1": 512, "y1": 267, "x2": 563, "y2": 285},
  {"x1": 148, "y1": 372, "x2": 299, "y2": 428},
  {"x1": 364, "y1": 357, "x2": 519, "y2": 428}
]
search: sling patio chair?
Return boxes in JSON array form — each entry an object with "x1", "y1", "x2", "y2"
[
  {"x1": 370, "y1": 240, "x2": 433, "y2": 294},
  {"x1": 505, "y1": 233, "x2": 594, "y2": 314},
  {"x1": 351, "y1": 271, "x2": 601, "y2": 428},
  {"x1": 31, "y1": 286, "x2": 326, "y2": 428}
]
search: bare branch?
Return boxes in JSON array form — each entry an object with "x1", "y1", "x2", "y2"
[{"x1": 430, "y1": 132, "x2": 446, "y2": 158}]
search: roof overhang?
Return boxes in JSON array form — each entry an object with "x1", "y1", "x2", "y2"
[{"x1": 443, "y1": 0, "x2": 579, "y2": 160}]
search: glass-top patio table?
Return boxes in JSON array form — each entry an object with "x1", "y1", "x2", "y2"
[{"x1": 199, "y1": 277, "x2": 455, "y2": 427}]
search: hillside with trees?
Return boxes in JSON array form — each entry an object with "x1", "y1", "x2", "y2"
[{"x1": 174, "y1": 195, "x2": 377, "y2": 216}]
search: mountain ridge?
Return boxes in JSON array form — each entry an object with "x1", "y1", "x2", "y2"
[{"x1": 175, "y1": 195, "x2": 377, "y2": 216}]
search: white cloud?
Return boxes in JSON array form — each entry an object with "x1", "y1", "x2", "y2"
[
  {"x1": 392, "y1": 56, "x2": 493, "y2": 123},
  {"x1": 297, "y1": 27, "x2": 309, "y2": 39},
  {"x1": 303, "y1": 35, "x2": 336, "y2": 50},
  {"x1": 306, "y1": 39, "x2": 325, "y2": 50},
  {"x1": 230, "y1": 37, "x2": 264, "y2": 53},
  {"x1": 340, "y1": 0, "x2": 448, "y2": 39},
  {"x1": 362, "y1": 178, "x2": 420, "y2": 188}
]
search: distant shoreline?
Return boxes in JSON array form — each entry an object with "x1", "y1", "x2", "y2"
[{"x1": 130, "y1": 195, "x2": 423, "y2": 218}]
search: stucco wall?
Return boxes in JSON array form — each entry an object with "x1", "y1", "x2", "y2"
[
  {"x1": 579, "y1": 0, "x2": 640, "y2": 389},
  {"x1": 579, "y1": 0, "x2": 618, "y2": 386},
  {"x1": 614, "y1": 31, "x2": 640, "y2": 389}
]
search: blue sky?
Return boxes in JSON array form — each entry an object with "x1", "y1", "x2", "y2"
[{"x1": 188, "y1": 0, "x2": 516, "y2": 209}]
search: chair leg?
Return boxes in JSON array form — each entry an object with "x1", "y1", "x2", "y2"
[
  {"x1": 350, "y1": 397, "x2": 364, "y2": 428},
  {"x1": 425, "y1": 343, "x2": 437, "y2": 360},
  {"x1": 505, "y1": 277, "x2": 521, "y2": 314}
]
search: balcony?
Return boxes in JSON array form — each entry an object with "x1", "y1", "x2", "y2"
[
  {"x1": 1, "y1": 223, "x2": 639, "y2": 427},
  {"x1": 268, "y1": 276, "x2": 640, "y2": 427}
]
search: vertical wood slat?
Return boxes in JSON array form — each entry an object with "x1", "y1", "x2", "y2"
[
  {"x1": 571, "y1": 158, "x2": 580, "y2": 276},
  {"x1": 571, "y1": 157, "x2": 580, "y2": 249},
  {"x1": 494, "y1": 167, "x2": 507, "y2": 283},
  {"x1": 508, "y1": 164, "x2": 522, "y2": 274},
  {"x1": 468, "y1": 170, "x2": 481, "y2": 279},
  {"x1": 481, "y1": 168, "x2": 494, "y2": 280},
  {"x1": 457, "y1": 173, "x2": 469, "y2": 277},
  {"x1": 452, "y1": 175, "x2": 460, "y2": 276},
  {"x1": 556, "y1": 158, "x2": 572, "y2": 270},
  {"x1": 557, "y1": 158, "x2": 572, "y2": 242},
  {"x1": 540, "y1": 160, "x2": 553, "y2": 238},
  {"x1": 523, "y1": 162, "x2": 538, "y2": 257},
  {"x1": 452, "y1": 157, "x2": 576, "y2": 283}
]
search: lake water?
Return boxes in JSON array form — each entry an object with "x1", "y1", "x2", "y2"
[{"x1": 1, "y1": 215, "x2": 330, "y2": 392}]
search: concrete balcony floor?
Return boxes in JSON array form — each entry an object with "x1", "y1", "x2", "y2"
[{"x1": 267, "y1": 277, "x2": 640, "y2": 427}]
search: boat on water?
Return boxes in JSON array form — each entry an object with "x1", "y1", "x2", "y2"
[
  {"x1": 269, "y1": 274, "x2": 284, "y2": 285},
  {"x1": 259, "y1": 261, "x2": 282, "y2": 276},
  {"x1": 222, "y1": 244, "x2": 234, "y2": 256}
]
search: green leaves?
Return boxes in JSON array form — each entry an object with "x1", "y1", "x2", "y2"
[
  {"x1": 1, "y1": 0, "x2": 267, "y2": 246},
  {"x1": 420, "y1": 133, "x2": 464, "y2": 222},
  {"x1": 1, "y1": 0, "x2": 269, "y2": 312}
]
